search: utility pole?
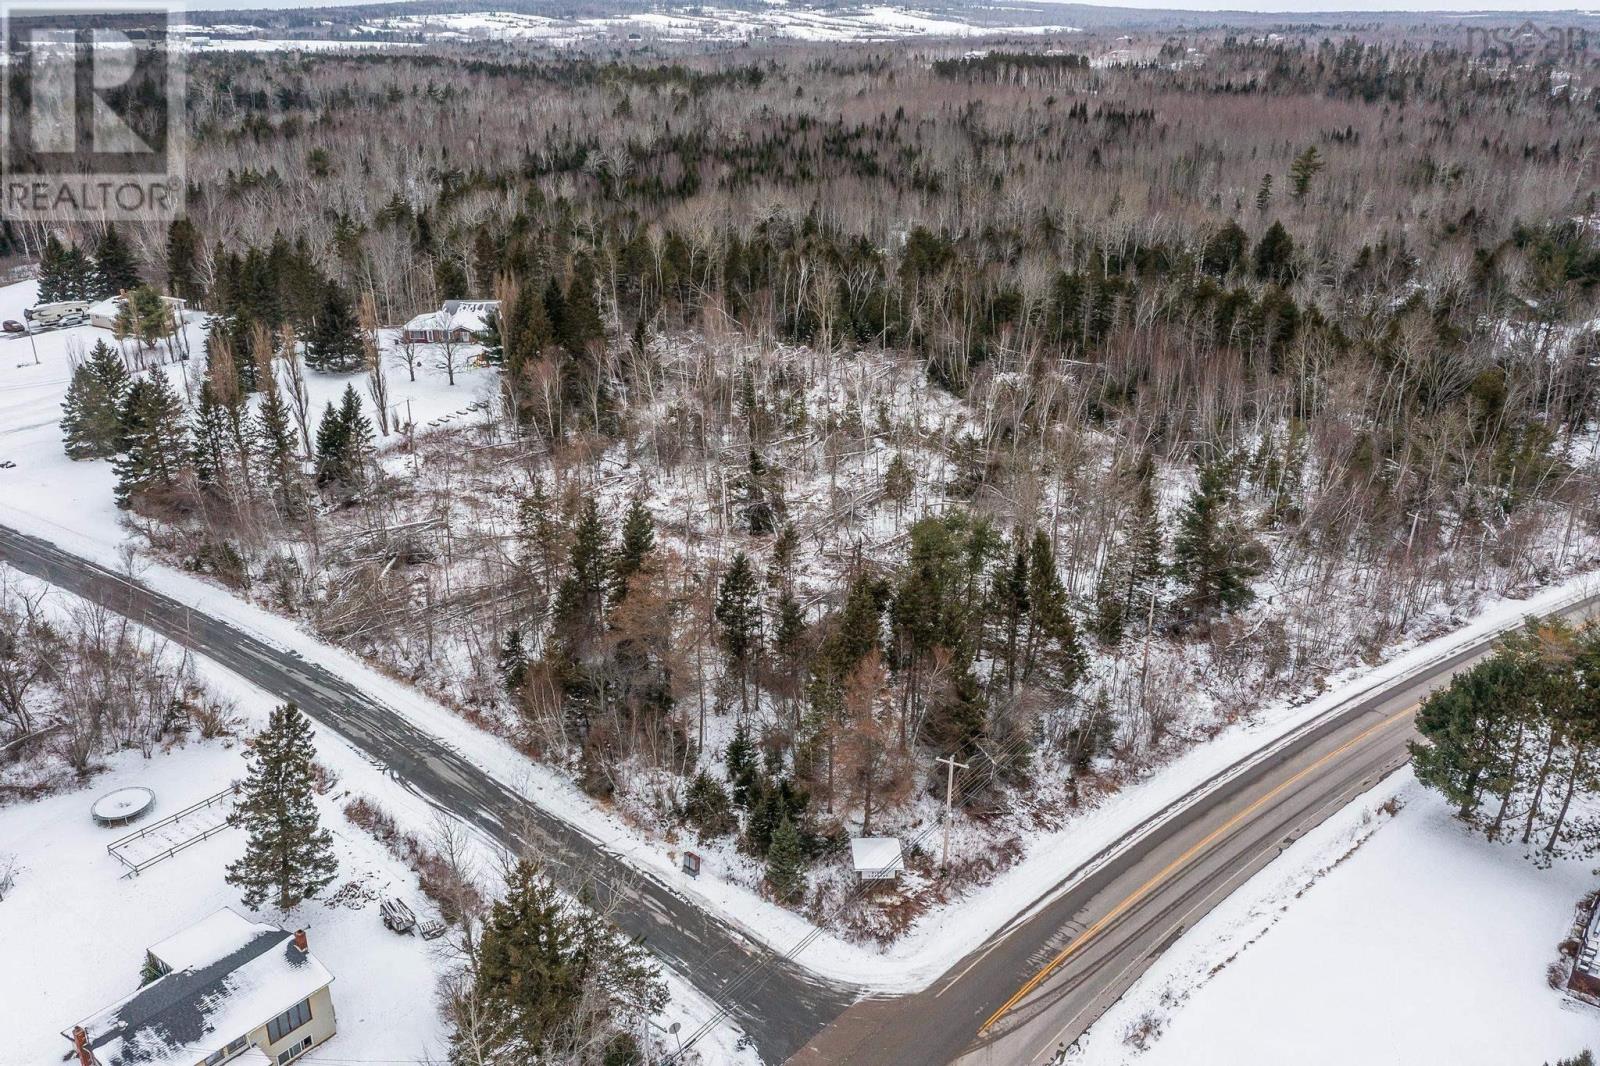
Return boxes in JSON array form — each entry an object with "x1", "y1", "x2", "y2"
[{"x1": 936, "y1": 753, "x2": 970, "y2": 871}]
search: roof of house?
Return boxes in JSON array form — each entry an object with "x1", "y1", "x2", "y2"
[
  {"x1": 850, "y1": 836, "x2": 904, "y2": 876},
  {"x1": 404, "y1": 299, "x2": 499, "y2": 335},
  {"x1": 66, "y1": 908, "x2": 333, "y2": 1066}
]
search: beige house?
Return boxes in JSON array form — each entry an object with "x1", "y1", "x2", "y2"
[{"x1": 64, "y1": 908, "x2": 336, "y2": 1066}]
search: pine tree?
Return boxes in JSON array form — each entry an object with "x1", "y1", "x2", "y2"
[
  {"x1": 112, "y1": 369, "x2": 187, "y2": 508},
  {"x1": 765, "y1": 816, "x2": 805, "y2": 903},
  {"x1": 304, "y1": 281, "x2": 363, "y2": 371},
  {"x1": 1253, "y1": 221, "x2": 1297, "y2": 284},
  {"x1": 452, "y1": 858, "x2": 665, "y2": 1063},
  {"x1": 992, "y1": 539, "x2": 1030, "y2": 694},
  {"x1": 883, "y1": 452, "x2": 915, "y2": 517},
  {"x1": 313, "y1": 400, "x2": 347, "y2": 488},
  {"x1": 190, "y1": 380, "x2": 235, "y2": 491},
  {"x1": 38, "y1": 234, "x2": 71, "y2": 302},
  {"x1": 166, "y1": 218, "x2": 201, "y2": 302},
  {"x1": 716, "y1": 552, "x2": 762, "y2": 715},
  {"x1": 611, "y1": 495, "x2": 656, "y2": 603},
  {"x1": 126, "y1": 284, "x2": 171, "y2": 352},
  {"x1": 255, "y1": 383, "x2": 301, "y2": 516},
  {"x1": 225, "y1": 702, "x2": 339, "y2": 911},
  {"x1": 551, "y1": 497, "x2": 610, "y2": 658},
  {"x1": 1289, "y1": 146, "x2": 1324, "y2": 203},
  {"x1": 60, "y1": 342, "x2": 129, "y2": 460},
  {"x1": 59, "y1": 243, "x2": 96, "y2": 300},
  {"x1": 498, "y1": 628, "x2": 529, "y2": 695},
  {"x1": 684, "y1": 770, "x2": 735, "y2": 837},
  {"x1": 1172, "y1": 460, "x2": 1261, "y2": 619},
  {"x1": 724, "y1": 718, "x2": 759, "y2": 807},
  {"x1": 1025, "y1": 530, "x2": 1085, "y2": 692},
  {"x1": 93, "y1": 224, "x2": 141, "y2": 298}
]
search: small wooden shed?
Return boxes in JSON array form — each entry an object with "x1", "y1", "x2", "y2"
[{"x1": 850, "y1": 837, "x2": 904, "y2": 883}]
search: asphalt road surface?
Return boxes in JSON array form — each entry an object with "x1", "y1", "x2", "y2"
[
  {"x1": 4, "y1": 520, "x2": 1590, "y2": 1066},
  {"x1": 793, "y1": 589, "x2": 1599, "y2": 1066},
  {"x1": 0, "y1": 524, "x2": 856, "y2": 1066}
]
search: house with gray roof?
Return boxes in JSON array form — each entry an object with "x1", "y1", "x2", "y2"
[{"x1": 63, "y1": 908, "x2": 336, "y2": 1066}]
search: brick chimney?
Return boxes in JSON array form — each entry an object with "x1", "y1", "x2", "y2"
[
  {"x1": 72, "y1": 1026, "x2": 92, "y2": 1066},
  {"x1": 292, "y1": 929, "x2": 308, "y2": 953}
]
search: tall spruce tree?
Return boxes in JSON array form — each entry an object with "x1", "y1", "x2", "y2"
[
  {"x1": 765, "y1": 816, "x2": 805, "y2": 902},
  {"x1": 255, "y1": 383, "x2": 301, "y2": 516},
  {"x1": 1172, "y1": 459, "x2": 1261, "y2": 619},
  {"x1": 38, "y1": 234, "x2": 71, "y2": 302},
  {"x1": 93, "y1": 224, "x2": 141, "y2": 297},
  {"x1": 450, "y1": 858, "x2": 664, "y2": 1064},
  {"x1": 112, "y1": 369, "x2": 187, "y2": 508},
  {"x1": 611, "y1": 495, "x2": 656, "y2": 603},
  {"x1": 304, "y1": 281, "x2": 363, "y2": 371},
  {"x1": 225, "y1": 702, "x2": 339, "y2": 910},
  {"x1": 716, "y1": 552, "x2": 762, "y2": 715},
  {"x1": 60, "y1": 341, "x2": 130, "y2": 460},
  {"x1": 166, "y1": 218, "x2": 201, "y2": 302}
]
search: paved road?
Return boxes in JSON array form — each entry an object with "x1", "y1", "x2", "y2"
[
  {"x1": 0, "y1": 524, "x2": 856, "y2": 1066},
  {"x1": 6, "y1": 520, "x2": 1590, "y2": 1066},
  {"x1": 792, "y1": 592, "x2": 1599, "y2": 1066}
]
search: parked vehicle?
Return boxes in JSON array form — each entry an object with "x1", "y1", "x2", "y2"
[
  {"x1": 23, "y1": 300, "x2": 90, "y2": 326},
  {"x1": 2, "y1": 320, "x2": 25, "y2": 334}
]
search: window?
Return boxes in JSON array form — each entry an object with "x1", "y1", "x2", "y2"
[
  {"x1": 276, "y1": 1037, "x2": 312, "y2": 1064},
  {"x1": 199, "y1": 1038, "x2": 246, "y2": 1066},
  {"x1": 265, "y1": 998, "x2": 313, "y2": 1044}
]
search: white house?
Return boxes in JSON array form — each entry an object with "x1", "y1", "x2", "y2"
[
  {"x1": 850, "y1": 836, "x2": 905, "y2": 883},
  {"x1": 64, "y1": 908, "x2": 336, "y2": 1066},
  {"x1": 400, "y1": 299, "x2": 499, "y2": 344}
]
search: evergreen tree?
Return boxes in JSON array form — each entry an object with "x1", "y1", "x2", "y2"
[
  {"x1": 551, "y1": 497, "x2": 611, "y2": 658},
  {"x1": 1172, "y1": 460, "x2": 1262, "y2": 619},
  {"x1": 724, "y1": 718, "x2": 759, "y2": 807},
  {"x1": 57, "y1": 242, "x2": 96, "y2": 300},
  {"x1": 716, "y1": 552, "x2": 762, "y2": 714},
  {"x1": 166, "y1": 217, "x2": 202, "y2": 302},
  {"x1": 313, "y1": 400, "x2": 347, "y2": 488},
  {"x1": 112, "y1": 369, "x2": 187, "y2": 508},
  {"x1": 683, "y1": 770, "x2": 735, "y2": 837},
  {"x1": 225, "y1": 702, "x2": 339, "y2": 910},
  {"x1": 60, "y1": 342, "x2": 129, "y2": 460},
  {"x1": 1024, "y1": 529, "x2": 1085, "y2": 692},
  {"x1": 1200, "y1": 222, "x2": 1248, "y2": 277},
  {"x1": 255, "y1": 382, "x2": 301, "y2": 516},
  {"x1": 451, "y1": 858, "x2": 665, "y2": 1064},
  {"x1": 93, "y1": 224, "x2": 141, "y2": 297},
  {"x1": 765, "y1": 816, "x2": 805, "y2": 903},
  {"x1": 611, "y1": 495, "x2": 656, "y2": 604},
  {"x1": 190, "y1": 380, "x2": 235, "y2": 491},
  {"x1": 498, "y1": 628, "x2": 529, "y2": 695},
  {"x1": 38, "y1": 234, "x2": 71, "y2": 302},
  {"x1": 304, "y1": 281, "x2": 363, "y2": 371},
  {"x1": 1289, "y1": 146, "x2": 1325, "y2": 203},
  {"x1": 1253, "y1": 222, "x2": 1297, "y2": 284},
  {"x1": 126, "y1": 285, "x2": 172, "y2": 352}
]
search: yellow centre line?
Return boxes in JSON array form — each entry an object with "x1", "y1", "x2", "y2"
[{"x1": 977, "y1": 703, "x2": 1417, "y2": 1036}]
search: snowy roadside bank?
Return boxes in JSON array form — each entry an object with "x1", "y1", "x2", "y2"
[{"x1": 1068, "y1": 772, "x2": 1600, "y2": 1065}]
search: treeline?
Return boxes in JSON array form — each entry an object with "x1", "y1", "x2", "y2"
[{"x1": 1412, "y1": 618, "x2": 1600, "y2": 860}]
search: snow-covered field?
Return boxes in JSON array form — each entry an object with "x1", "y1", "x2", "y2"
[
  {"x1": 205, "y1": 4, "x2": 1082, "y2": 49},
  {"x1": 1071, "y1": 772, "x2": 1600, "y2": 1065}
]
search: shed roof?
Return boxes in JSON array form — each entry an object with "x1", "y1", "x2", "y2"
[
  {"x1": 850, "y1": 836, "x2": 904, "y2": 877},
  {"x1": 67, "y1": 908, "x2": 333, "y2": 1066}
]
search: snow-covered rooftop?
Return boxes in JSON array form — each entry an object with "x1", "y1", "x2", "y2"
[
  {"x1": 850, "y1": 836, "x2": 904, "y2": 878},
  {"x1": 66, "y1": 908, "x2": 333, "y2": 1066},
  {"x1": 404, "y1": 299, "x2": 498, "y2": 335}
]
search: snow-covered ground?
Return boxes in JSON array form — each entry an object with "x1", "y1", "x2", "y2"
[
  {"x1": 220, "y1": 4, "x2": 1083, "y2": 48},
  {"x1": 3, "y1": 274, "x2": 1600, "y2": 1001},
  {"x1": 0, "y1": 288, "x2": 756, "y2": 1064},
  {"x1": 1071, "y1": 772, "x2": 1600, "y2": 1064}
]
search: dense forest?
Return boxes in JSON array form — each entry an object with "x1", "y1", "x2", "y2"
[{"x1": 25, "y1": 29, "x2": 1600, "y2": 939}]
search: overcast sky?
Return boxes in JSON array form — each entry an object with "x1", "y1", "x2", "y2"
[{"x1": 196, "y1": 0, "x2": 1600, "y2": 14}]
